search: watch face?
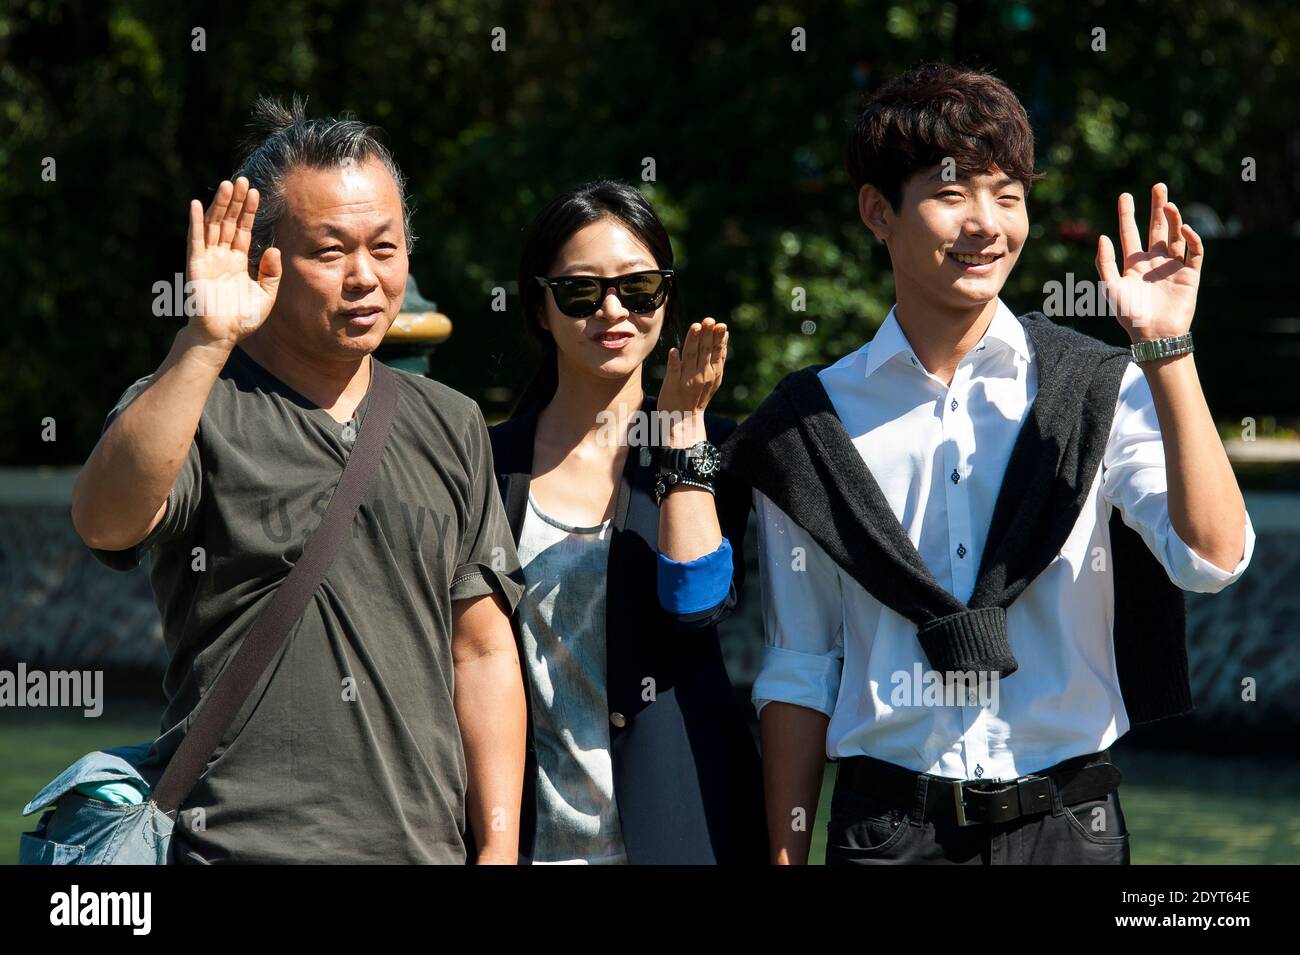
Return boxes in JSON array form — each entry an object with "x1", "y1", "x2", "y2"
[{"x1": 691, "y1": 442, "x2": 721, "y2": 478}]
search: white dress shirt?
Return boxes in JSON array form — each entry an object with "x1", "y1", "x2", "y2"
[{"x1": 752, "y1": 299, "x2": 1255, "y2": 780}]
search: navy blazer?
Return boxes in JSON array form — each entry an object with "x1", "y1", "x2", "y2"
[{"x1": 486, "y1": 393, "x2": 768, "y2": 864}]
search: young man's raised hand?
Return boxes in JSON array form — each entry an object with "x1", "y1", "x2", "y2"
[{"x1": 1096, "y1": 182, "x2": 1203, "y2": 340}]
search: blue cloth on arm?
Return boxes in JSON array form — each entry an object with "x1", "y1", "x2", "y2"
[{"x1": 656, "y1": 538, "x2": 734, "y2": 614}]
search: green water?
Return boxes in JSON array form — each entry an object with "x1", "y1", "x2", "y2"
[{"x1": 4, "y1": 706, "x2": 1296, "y2": 864}]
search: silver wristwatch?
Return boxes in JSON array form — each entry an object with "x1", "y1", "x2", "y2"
[{"x1": 1130, "y1": 332, "x2": 1193, "y2": 363}]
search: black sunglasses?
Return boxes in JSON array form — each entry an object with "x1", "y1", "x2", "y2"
[{"x1": 535, "y1": 269, "x2": 674, "y2": 318}]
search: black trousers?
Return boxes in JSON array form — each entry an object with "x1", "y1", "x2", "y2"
[{"x1": 824, "y1": 751, "x2": 1131, "y2": 865}]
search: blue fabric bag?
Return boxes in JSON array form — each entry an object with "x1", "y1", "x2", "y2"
[{"x1": 19, "y1": 742, "x2": 174, "y2": 865}]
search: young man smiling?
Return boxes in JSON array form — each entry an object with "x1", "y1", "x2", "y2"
[{"x1": 723, "y1": 63, "x2": 1254, "y2": 865}]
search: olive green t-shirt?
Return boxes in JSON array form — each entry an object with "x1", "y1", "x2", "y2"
[{"x1": 90, "y1": 344, "x2": 524, "y2": 863}]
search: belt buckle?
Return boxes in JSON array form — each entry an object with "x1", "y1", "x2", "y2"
[
  {"x1": 951, "y1": 774, "x2": 1047, "y2": 826},
  {"x1": 951, "y1": 779, "x2": 977, "y2": 827},
  {"x1": 950, "y1": 778, "x2": 1001, "y2": 827}
]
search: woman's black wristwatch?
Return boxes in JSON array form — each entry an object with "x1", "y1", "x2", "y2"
[
  {"x1": 653, "y1": 440, "x2": 721, "y2": 507},
  {"x1": 655, "y1": 440, "x2": 722, "y2": 480}
]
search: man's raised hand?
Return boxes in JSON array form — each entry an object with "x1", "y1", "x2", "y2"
[
  {"x1": 1095, "y1": 182, "x2": 1203, "y2": 342},
  {"x1": 185, "y1": 177, "x2": 281, "y2": 347}
]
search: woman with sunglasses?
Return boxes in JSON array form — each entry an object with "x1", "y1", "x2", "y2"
[{"x1": 485, "y1": 180, "x2": 767, "y2": 864}]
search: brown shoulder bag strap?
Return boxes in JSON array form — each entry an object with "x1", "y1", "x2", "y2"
[{"x1": 151, "y1": 358, "x2": 398, "y2": 816}]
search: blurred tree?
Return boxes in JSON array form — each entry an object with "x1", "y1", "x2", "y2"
[{"x1": 1, "y1": 0, "x2": 1297, "y2": 462}]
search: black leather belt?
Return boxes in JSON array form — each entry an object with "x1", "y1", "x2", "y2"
[{"x1": 835, "y1": 750, "x2": 1123, "y2": 827}]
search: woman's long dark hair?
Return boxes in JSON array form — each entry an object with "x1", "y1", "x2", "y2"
[{"x1": 509, "y1": 180, "x2": 682, "y2": 419}]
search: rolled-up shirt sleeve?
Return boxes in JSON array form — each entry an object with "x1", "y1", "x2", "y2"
[
  {"x1": 1101, "y1": 362, "x2": 1255, "y2": 593},
  {"x1": 751, "y1": 489, "x2": 845, "y2": 718},
  {"x1": 657, "y1": 538, "x2": 734, "y2": 614}
]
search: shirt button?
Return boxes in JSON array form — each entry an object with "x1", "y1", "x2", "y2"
[
  {"x1": 951, "y1": 469, "x2": 960, "y2": 484},
  {"x1": 910, "y1": 356, "x2": 918, "y2": 366},
  {"x1": 950, "y1": 398, "x2": 958, "y2": 411},
  {"x1": 610, "y1": 712, "x2": 626, "y2": 728},
  {"x1": 957, "y1": 543, "x2": 967, "y2": 559}
]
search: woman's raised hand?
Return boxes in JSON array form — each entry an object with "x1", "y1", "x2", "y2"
[
  {"x1": 185, "y1": 177, "x2": 282, "y2": 347},
  {"x1": 657, "y1": 317, "x2": 728, "y2": 423}
]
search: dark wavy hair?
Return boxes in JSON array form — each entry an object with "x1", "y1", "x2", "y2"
[
  {"x1": 845, "y1": 62, "x2": 1045, "y2": 209},
  {"x1": 509, "y1": 180, "x2": 682, "y2": 418}
]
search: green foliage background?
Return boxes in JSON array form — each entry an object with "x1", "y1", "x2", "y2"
[{"x1": 2, "y1": 0, "x2": 1297, "y2": 462}]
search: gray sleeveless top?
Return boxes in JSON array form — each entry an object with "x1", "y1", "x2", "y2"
[{"x1": 516, "y1": 490, "x2": 628, "y2": 864}]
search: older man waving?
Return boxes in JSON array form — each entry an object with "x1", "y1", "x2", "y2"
[{"x1": 71, "y1": 97, "x2": 526, "y2": 864}]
